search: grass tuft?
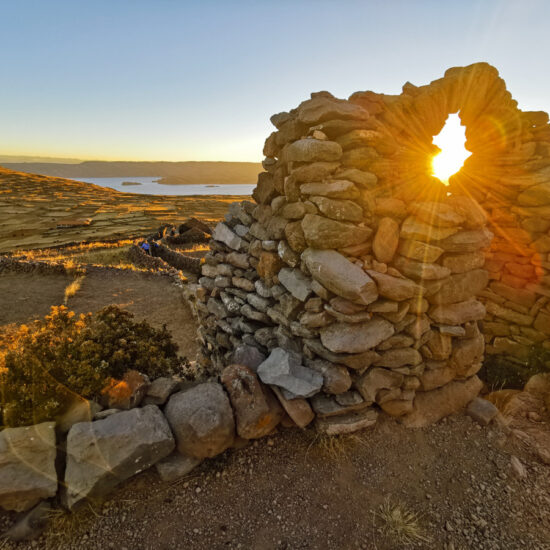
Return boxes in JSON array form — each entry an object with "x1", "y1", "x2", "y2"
[
  {"x1": 376, "y1": 499, "x2": 430, "y2": 545},
  {"x1": 306, "y1": 432, "x2": 363, "y2": 461},
  {"x1": 63, "y1": 275, "x2": 85, "y2": 304},
  {"x1": 45, "y1": 504, "x2": 100, "y2": 539}
]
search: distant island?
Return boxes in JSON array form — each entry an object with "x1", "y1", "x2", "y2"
[
  {"x1": 121, "y1": 181, "x2": 143, "y2": 186},
  {"x1": 1, "y1": 160, "x2": 262, "y2": 185}
]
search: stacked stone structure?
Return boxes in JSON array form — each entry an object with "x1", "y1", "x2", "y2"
[
  {"x1": 365, "y1": 63, "x2": 550, "y2": 368},
  {"x1": 194, "y1": 62, "x2": 550, "y2": 429}
]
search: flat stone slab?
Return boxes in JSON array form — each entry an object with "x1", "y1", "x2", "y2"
[
  {"x1": 257, "y1": 348, "x2": 323, "y2": 398},
  {"x1": 0, "y1": 422, "x2": 57, "y2": 512},
  {"x1": 315, "y1": 408, "x2": 378, "y2": 435},
  {"x1": 320, "y1": 318, "x2": 394, "y2": 354},
  {"x1": 64, "y1": 405, "x2": 174, "y2": 509},
  {"x1": 303, "y1": 248, "x2": 378, "y2": 305}
]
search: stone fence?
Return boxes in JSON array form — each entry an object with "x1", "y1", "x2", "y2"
[{"x1": 194, "y1": 62, "x2": 550, "y2": 429}]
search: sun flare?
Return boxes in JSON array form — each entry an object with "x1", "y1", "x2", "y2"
[{"x1": 431, "y1": 113, "x2": 471, "y2": 184}]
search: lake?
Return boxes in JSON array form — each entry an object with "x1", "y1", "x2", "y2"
[{"x1": 76, "y1": 177, "x2": 255, "y2": 196}]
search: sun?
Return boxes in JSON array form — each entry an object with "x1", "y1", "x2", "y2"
[{"x1": 431, "y1": 113, "x2": 471, "y2": 185}]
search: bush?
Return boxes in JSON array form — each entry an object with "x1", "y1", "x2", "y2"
[{"x1": 0, "y1": 305, "x2": 180, "y2": 428}]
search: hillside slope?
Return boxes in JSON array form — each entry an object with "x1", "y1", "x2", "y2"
[
  {"x1": 0, "y1": 167, "x2": 248, "y2": 251},
  {"x1": 1, "y1": 160, "x2": 262, "y2": 184}
]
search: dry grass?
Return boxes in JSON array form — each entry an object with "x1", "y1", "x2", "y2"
[
  {"x1": 306, "y1": 432, "x2": 364, "y2": 461},
  {"x1": 63, "y1": 275, "x2": 85, "y2": 304},
  {"x1": 71, "y1": 245, "x2": 132, "y2": 267},
  {"x1": 45, "y1": 503, "x2": 101, "y2": 539},
  {"x1": 376, "y1": 499, "x2": 430, "y2": 545}
]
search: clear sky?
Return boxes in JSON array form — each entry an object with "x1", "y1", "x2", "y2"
[{"x1": 1, "y1": 0, "x2": 549, "y2": 162}]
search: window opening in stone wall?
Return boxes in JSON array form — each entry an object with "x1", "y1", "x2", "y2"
[{"x1": 431, "y1": 113, "x2": 471, "y2": 185}]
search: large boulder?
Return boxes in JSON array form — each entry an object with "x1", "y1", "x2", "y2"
[
  {"x1": 64, "y1": 405, "x2": 174, "y2": 509},
  {"x1": 0, "y1": 422, "x2": 57, "y2": 512},
  {"x1": 164, "y1": 383, "x2": 235, "y2": 459},
  {"x1": 303, "y1": 248, "x2": 378, "y2": 305},
  {"x1": 221, "y1": 364, "x2": 284, "y2": 439}
]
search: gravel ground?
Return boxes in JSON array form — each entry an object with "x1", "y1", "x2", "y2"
[{"x1": 1, "y1": 413, "x2": 549, "y2": 550}]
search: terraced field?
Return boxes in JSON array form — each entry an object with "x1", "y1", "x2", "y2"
[{"x1": 0, "y1": 167, "x2": 246, "y2": 252}]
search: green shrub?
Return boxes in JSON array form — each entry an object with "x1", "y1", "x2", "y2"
[{"x1": 0, "y1": 305, "x2": 180, "y2": 428}]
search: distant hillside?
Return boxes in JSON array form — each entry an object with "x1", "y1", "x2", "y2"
[
  {"x1": 0, "y1": 154, "x2": 84, "y2": 163},
  {"x1": 1, "y1": 161, "x2": 262, "y2": 185},
  {"x1": 0, "y1": 167, "x2": 250, "y2": 251}
]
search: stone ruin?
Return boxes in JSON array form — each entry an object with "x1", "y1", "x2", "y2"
[
  {"x1": 192, "y1": 62, "x2": 550, "y2": 430},
  {"x1": 2, "y1": 63, "x2": 550, "y2": 526}
]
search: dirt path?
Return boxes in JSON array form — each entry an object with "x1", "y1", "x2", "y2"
[
  {"x1": 0, "y1": 268, "x2": 199, "y2": 360},
  {"x1": 0, "y1": 272, "x2": 72, "y2": 326},
  {"x1": 2, "y1": 415, "x2": 547, "y2": 550}
]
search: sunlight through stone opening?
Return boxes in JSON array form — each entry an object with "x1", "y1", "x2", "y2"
[{"x1": 431, "y1": 113, "x2": 471, "y2": 185}]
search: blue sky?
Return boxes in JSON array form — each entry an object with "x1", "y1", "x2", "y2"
[{"x1": 1, "y1": 0, "x2": 549, "y2": 162}]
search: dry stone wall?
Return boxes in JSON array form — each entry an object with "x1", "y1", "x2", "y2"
[
  {"x1": 193, "y1": 62, "x2": 550, "y2": 429},
  {"x1": 361, "y1": 62, "x2": 550, "y2": 371}
]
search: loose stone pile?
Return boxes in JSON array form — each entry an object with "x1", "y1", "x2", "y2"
[
  {"x1": 192, "y1": 62, "x2": 550, "y2": 430},
  {"x1": 0, "y1": 367, "x2": 283, "y2": 515}
]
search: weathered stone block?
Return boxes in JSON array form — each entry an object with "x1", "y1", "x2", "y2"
[
  {"x1": 64, "y1": 406, "x2": 174, "y2": 509},
  {"x1": 164, "y1": 384, "x2": 235, "y2": 459},
  {"x1": 303, "y1": 248, "x2": 378, "y2": 305},
  {"x1": 0, "y1": 423, "x2": 57, "y2": 512}
]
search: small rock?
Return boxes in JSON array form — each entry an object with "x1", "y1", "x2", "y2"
[
  {"x1": 466, "y1": 397, "x2": 498, "y2": 426},
  {"x1": 270, "y1": 386, "x2": 315, "y2": 428},
  {"x1": 2, "y1": 501, "x2": 51, "y2": 542},
  {"x1": 257, "y1": 348, "x2": 323, "y2": 398},
  {"x1": 510, "y1": 456, "x2": 527, "y2": 480},
  {"x1": 155, "y1": 453, "x2": 202, "y2": 482},
  {"x1": 315, "y1": 408, "x2": 378, "y2": 435},
  {"x1": 100, "y1": 370, "x2": 150, "y2": 410},
  {"x1": 144, "y1": 377, "x2": 179, "y2": 406},
  {"x1": 230, "y1": 345, "x2": 266, "y2": 372}
]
